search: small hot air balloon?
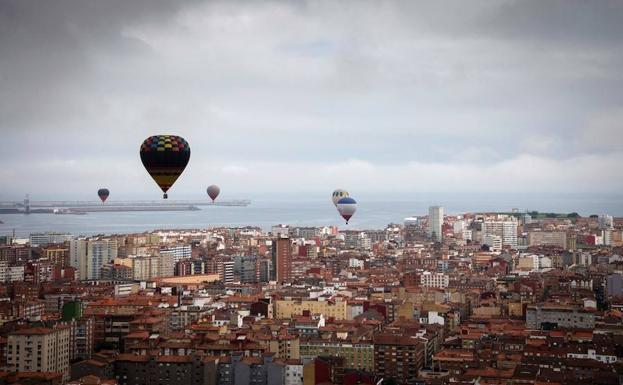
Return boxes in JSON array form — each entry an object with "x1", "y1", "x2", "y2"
[
  {"x1": 207, "y1": 185, "x2": 220, "y2": 203},
  {"x1": 336, "y1": 196, "x2": 357, "y2": 224},
  {"x1": 331, "y1": 189, "x2": 349, "y2": 206},
  {"x1": 98, "y1": 188, "x2": 109, "y2": 203},
  {"x1": 139, "y1": 135, "x2": 191, "y2": 199}
]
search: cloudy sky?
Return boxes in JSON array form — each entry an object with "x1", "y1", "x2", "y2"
[{"x1": 1, "y1": 0, "x2": 622, "y2": 200}]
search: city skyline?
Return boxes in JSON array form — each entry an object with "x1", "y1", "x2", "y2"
[{"x1": 1, "y1": 0, "x2": 623, "y2": 198}]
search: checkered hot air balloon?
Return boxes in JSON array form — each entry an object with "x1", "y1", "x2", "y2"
[
  {"x1": 139, "y1": 135, "x2": 191, "y2": 199},
  {"x1": 331, "y1": 189, "x2": 349, "y2": 206}
]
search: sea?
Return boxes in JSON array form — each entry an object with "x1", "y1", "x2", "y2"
[{"x1": 1, "y1": 193, "x2": 622, "y2": 238}]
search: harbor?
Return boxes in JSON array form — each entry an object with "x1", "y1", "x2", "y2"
[{"x1": 0, "y1": 198, "x2": 251, "y2": 215}]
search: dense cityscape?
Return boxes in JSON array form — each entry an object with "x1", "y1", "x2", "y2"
[
  {"x1": 3, "y1": 0, "x2": 623, "y2": 384},
  {"x1": 0, "y1": 207, "x2": 622, "y2": 385}
]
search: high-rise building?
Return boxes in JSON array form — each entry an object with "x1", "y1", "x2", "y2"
[
  {"x1": 428, "y1": 206, "x2": 444, "y2": 241},
  {"x1": 404, "y1": 217, "x2": 420, "y2": 245},
  {"x1": 87, "y1": 239, "x2": 118, "y2": 280},
  {"x1": 218, "y1": 259, "x2": 235, "y2": 284},
  {"x1": 71, "y1": 238, "x2": 118, "y2": 280},
  {"x1": 272, "y1": 238, "x2": 292, "y2": 283},
  {"x1": 239, "y1": 255, "x2": 258, "y2": 283},
  {"x1": 483, "y1": 234, "x2": 503, "y2": 252},
  {"x1": 7, "y1": 325, "x2": 71, "y2": 381},
  {"x1": 259, "y1": 259, "x2": 272, "y2": 283},
  {"x1": 70, "y1": 238, "x2": 88, "y2": 280},
  {"x1": 482, "y1": 219, "x2": 518, "y2": 249},
  {"x1": 599, "y1": 214, "x2": 614, "y2": 229}
]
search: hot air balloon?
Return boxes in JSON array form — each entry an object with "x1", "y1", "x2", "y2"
[
  {"x1": 139, "y1": 135, "x2": 191, "y2": 199},
  {"x1": 207, "y1": 185, "x2": 220, "y2": 203},
  {"x1": 97, "y1": 188, "x2": 109, "y2": 203},
  {"x1": 336, "y1": 196, "x2": 357, "y2": 224},
  {"x1": 331, "y1": 189, "x2": 349, "y2": 206}
]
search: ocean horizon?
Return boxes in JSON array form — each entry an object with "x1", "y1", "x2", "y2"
[{"x1": 1, "y1": 193, "x2": 621, "y2": 237}]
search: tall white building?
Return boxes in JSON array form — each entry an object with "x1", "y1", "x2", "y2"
[
  {"x1": 428, "y1": 206, "x2": 444, "y2": 242},
  {"x1": 219, "y1": 260, "x2": 235, "y2": 284},
  {"x1": 599, "y1": 214, "x2": 614, "y2": 229},
  {"x1": 482, "y1": 219, "x2": 518, "y2": 249},
  {"x1": 70, "y1": 238, "x2": 88, "y2": 280},
  {"x1": 87, "y1": 239, "x2": 118, "y2": 280},
  {"x1": 70, "y1": 238, "x2": 118, "y2": 280}
]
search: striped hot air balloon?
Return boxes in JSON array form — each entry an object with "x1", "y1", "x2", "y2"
[
  {"x1": 139, "y1": 135, "x2": 191, "y2": 199},
  {"x1": 336, "y1": 196, "x2": 357, "y2": 224}
]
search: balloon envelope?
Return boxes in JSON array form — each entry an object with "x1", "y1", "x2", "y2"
[
  {"x1": 140, "y1": 135, "x2": 190, "y2": 199},
  {"x1": 336, "y1": 197, "x2": 357, "y2": 224},
  {"x1": 97, "y1": 188, "x2": 109, "y2": 203},
  {"x1": 331, "y1": 189, "x2": 349, "y2": 206},
  {"x1": 207, "y1": 185, "x2": 220, "y2": 202}
]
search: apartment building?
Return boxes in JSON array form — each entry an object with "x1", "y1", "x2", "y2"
[{"x1": 7, "y1": 325, "x2": 71, "y2": 381}]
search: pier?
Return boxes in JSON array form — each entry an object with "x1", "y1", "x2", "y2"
[{"x1": 0, "y1": 199, "x2": 251, "y2": 214}]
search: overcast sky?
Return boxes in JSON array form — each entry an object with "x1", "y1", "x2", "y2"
[{"x1": 1, "y1": 0, "x2": 622, "y2": 200}]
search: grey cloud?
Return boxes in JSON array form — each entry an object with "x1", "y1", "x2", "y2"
[{"x1": 0, "y1": 0, "x2": 622, "y2": 197}]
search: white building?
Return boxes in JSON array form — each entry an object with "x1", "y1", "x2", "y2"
[
  {"x1": 29, "y1": 232, "x2": 72, "y2": 247},
  {"x1": 348, "y1": 258, "x2": 365, "y2": 269},
  {"x1": 271, "y1": 225, "x2": 290, "y2": 238},
  {"x1": 343, "y1": 231, "x2": 371, "y2": 250},
  {"x1": 420, "y1": 272, "x2": 449, "y2": 288},
  {"x1": 428, "y1": 206, "x2": 444, "y2": 241},
  {"x1": 483, "y1": 234, "x2": 503, "y2": 252},
  {"x1": 482, "y1": 219, "x2": 518, "y2": 249},
  {"x1": 285, "y1": 361, "x2": 304, "y2": 385},
  {"x1": 160, "y1": 244, "x2": 191, "y2": 263},
  {"x1": 567, "y1": 349, "x2": 618, "y2": 364},
  {"x1": 71, "y1": 238, "x2": 118, "y2": 280},
  {"x1": 7, "y1": 266, "x2": 24, "y2": 282},
  {"x1": 70, "y1": 238, "x2": 88, "y2": 280},
  {"x1": 87, "y1": 239, "x2": 118, "y2": 280},
  {"x1": 219, "y1": 260, "x2": 235, "y2": 284},
  {"x1": 599, "y1": 214, "x2": 614, "y2": 229}
]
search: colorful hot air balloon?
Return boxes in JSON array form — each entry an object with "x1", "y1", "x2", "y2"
[
  {"x1": 97, "y1": 188, "x2": 109, "y2": 203},
  {"x1": 139, "y1": 135, "x2": 191, "y2": 199},
  {"x1": 336, "y1": 197, "x2": 357, "y2": 224},
  {"x1": 207, "y1": 185, "x2": 220, "y2": 203},
  {"x1": 331, "y1": 189, "x2": 349, "y2": 206}
]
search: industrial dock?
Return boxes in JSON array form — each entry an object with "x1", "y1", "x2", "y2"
[{"x1": 0, "y1": 198, "x2": 251, "y2": 214}]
